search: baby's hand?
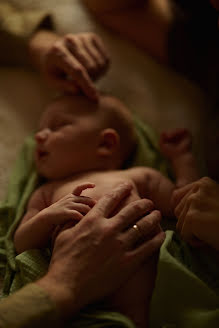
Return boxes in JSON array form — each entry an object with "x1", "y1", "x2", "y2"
[
  {"x1": 44, "y1": 182, "x2": 96, "y2": 226},
  {"x1": 160, "y1": 128, "x2": 193, "y2": 160}
]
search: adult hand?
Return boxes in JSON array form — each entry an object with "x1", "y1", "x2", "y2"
[
  {"x1": 29, "y1": 30, "x2": 110, "y2": 100},
  {"x1": 37, "y1": 182, "x2": 165, "y2": 319},
  {"x1": 172, "y1": 177, "x2": 219, "y2": 250}
]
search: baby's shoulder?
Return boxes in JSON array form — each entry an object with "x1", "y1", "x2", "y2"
[{"x1": 32, "y1": 181, "x2": 56, "y2": 207}]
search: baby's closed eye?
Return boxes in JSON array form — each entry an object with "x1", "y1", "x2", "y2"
[{"x1": 51, "y1": 119, "x2": 73, "y2": 131}]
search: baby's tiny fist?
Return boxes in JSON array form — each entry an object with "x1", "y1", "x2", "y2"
[{"x1": 160, "y1": 128, "x2": 193, "y2": 160}]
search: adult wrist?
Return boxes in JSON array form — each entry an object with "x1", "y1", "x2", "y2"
[
  {"x1": 28, "y1": 30, "x2": 60, "y2": 72},
  {"x1": 36, "y1": 274, "x2": 78, "y2": 319}
]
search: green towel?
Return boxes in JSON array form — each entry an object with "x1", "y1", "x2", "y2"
[
  {"x1": 0, "y1": 117, "x2": 218, "y2": 327},
  {"x1": 150, "y1": 231, "x2": 219, "y2": 328}
]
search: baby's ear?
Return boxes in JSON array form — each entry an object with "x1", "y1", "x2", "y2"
[{"x1": 97, "y1": 128, "x2": 120, "y2": 157}]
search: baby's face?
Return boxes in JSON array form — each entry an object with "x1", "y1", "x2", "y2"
[{"x1": 35, "y1": 95, "x2": 101, "y2": 179}]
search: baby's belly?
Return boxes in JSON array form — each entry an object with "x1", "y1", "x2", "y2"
[{"x1": 51, "y1": 173, "x2": 140, "y2": 208}]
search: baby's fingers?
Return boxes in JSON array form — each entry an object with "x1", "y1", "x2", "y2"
[
  {"x1": 69, "y1": 202, "x2": 93, "y2": 215},
  {"x1": 73, "y1": 195, "x2": 96, "y2": 207},
  {"x1": 73, "y1": 182, "x2": 95, "y2": 196}
]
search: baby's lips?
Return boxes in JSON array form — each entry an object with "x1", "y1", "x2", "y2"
[{"x1": 36, "y1": 147, "x2": 49, "y2": 159}]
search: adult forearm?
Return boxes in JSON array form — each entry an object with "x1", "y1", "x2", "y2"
[
  {"x1": 0, "y1": 3, "x2": 53, "y2": 66},
  {"x1": 29, "y1": 30, "x2": 60, "y2": 72},
  {"x1": 0, "y1": 283, "x2": 61, "y2": 328},
  {"x1": 82, "y1": 0, "x2": 144, "y2": 14}
]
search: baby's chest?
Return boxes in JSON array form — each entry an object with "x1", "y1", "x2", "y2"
[
  {"x1": 50, "y1": 181, "x2": 86, "y2": 204},
  {"x1": 49, "y1": 173, "x2": 140, "y2": 205}
]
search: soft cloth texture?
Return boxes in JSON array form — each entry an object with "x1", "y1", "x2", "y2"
[{"x1": 150, "y1": 231, "x2": 219, "y2": 328}]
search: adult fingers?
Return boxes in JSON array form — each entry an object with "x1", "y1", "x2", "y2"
[
  {"x1": 174, "y1": 183, "x2": 199, "y2": 218},
  {"x1": 90, "y1": 183, "x2": 133, "y2": 219},
  {"x1": 92, "y1": 34, "x2": 110, "y2": 63},
  {"x1": 82, "y1": 34, "x2": 109, "y2": 73},
  {"x1": 73, "y1": 182, "x2": 95, "y2": 196},
  {"x1": 71, "y1": 196, "x2": 96, "y2": 208},
  {"x1": 48, "y1": 46, "x2": 98, "y2": 100},
  {"x1": 175, "y1": 189, "x2": 195, "y2": 233},
  {"x1": 123, "y1": 210, "x2": 162, "y2": 248},
  {"x1": 129, "y1": 231, "x2": 166, "y2": 265},
  {"x1": 172, "y1": 182, "x2": 197, "y2": 209},
  {"x1": 113, "y1": 198, "x2": 154, "y2": 230},
  {"x1": 66, "y1": 36, "x2": 97, "y2": 75},
  {"x1": 179, "y1": 205, "x2": 199, "y2": 245}
]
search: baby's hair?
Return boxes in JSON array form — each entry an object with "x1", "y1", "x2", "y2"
[{"x1": 97, "y1": 93, "x2": 137, "y2": 166}]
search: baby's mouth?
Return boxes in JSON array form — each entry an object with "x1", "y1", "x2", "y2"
[{"x1": 36, "y1": 149, "x2": 49, "y2": 160}]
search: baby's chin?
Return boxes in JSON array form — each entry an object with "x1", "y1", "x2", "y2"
[
  {"x1": 35, "y1": 163, "x2": 55, "y2": 180},
  {"x1": 36, "y1": 164, "x2": 71, "y2": 181}
]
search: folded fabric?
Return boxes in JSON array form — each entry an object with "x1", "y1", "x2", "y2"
[{"x1": 150, "y1": 231, "x2": 219, "y2": 328}]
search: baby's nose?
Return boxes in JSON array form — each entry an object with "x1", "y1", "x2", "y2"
[{"x1": 35, "y1": 128, "x2": 50, "y2": 143}]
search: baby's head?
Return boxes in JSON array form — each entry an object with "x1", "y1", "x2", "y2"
[{"x1": 35, "y1": 93, "x2": 136, "y2": 179}]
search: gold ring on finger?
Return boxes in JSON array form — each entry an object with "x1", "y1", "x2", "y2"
[{"x1": 132, "y1": 224, "x2": 142, "y2": 238}]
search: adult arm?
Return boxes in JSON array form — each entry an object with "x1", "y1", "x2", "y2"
[
  {"x1": 82, "y1": 0, "x2": 173, "y2": 63},
  {"x1": 82, "y1": 0, "x2": 143, "y2": 14},
  {"x1": 0, "y1": 284, "x2": 61, "y2": 328},
  {"x1": 172, "y1": 177, "x2": 219, "y2": 251},
  {"x1": 0, "y1": 2, "x2": 53, "y2": 66}
]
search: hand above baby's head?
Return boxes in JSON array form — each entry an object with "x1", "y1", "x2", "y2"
[{"x1": 29, "y1": 31, "x2": 110, "y2": 100}]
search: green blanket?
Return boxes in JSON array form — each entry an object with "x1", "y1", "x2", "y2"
[{"x1": 0, "y1": 117, "x2": 218, "y2": 327}]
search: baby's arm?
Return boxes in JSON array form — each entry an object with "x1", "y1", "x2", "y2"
[
  {"x1": 126, "y1": 167, "x2": 175, "y2": 217},
  {"x1": 14, "y1": 183, "x2": 96, "y2": 254},
  {"x1": 160, "y1": 128, "x2": 200, "y2": 188},
  {"x1": 14, "y1": 186, "x2": 53, "y2": 254}
]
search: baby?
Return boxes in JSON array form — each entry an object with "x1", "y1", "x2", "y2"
[{"x1": 14, "y1": 93, "x2": 199, "y2": 327}]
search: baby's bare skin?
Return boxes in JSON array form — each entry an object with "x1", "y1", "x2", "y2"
[
  {"x1": 14, "y1": 94, "x2": 199, "y2": 328},
  {"x1": 50, "y1": 171, "x2": 139, "y2": 205}
]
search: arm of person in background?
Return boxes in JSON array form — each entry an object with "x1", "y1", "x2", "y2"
[
  {"x1": 0, "y1": 2, "x2": 53, "y2": 66},
  {"x1": 82, "y1": 0, "x2": 173, "y2": 63},
  {"x1": 82, "y1": 0, "x2": 143, "y2": 13},
  {"x1": 0, "y1": 183, "x2": 165, "y2": 327},
  {"x1": 172, "y1": 177, "x2": 219, "y2": 251},
  {"x1": 0, "y1": 2, "x2": 109, "y2": 99}
]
